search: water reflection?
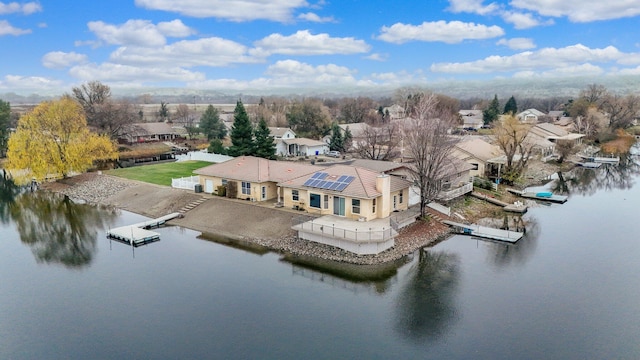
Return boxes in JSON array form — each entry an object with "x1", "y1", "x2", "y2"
[
  {"x1": 0, "y1": 171, "x2": 22, "y2": 224},
  {"x1": 8, "y1": 190, "x2": 118, "y2": 268},
  {"x1": 552, "y1": 152, "x2": 640, "y2": 196},
  {"x1": 395, "y1": 249, "x2": 460, "y2": 342},
  {"x1": 486, "y1": 217, "x2": 540, "y2": 269}
]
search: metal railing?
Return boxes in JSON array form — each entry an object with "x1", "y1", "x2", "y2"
[
  {"x1": 437, "y1": 182, "x2": 473, "y2": 201},
  {"x1": 293, "y1": 216, "x2": 396, "y2": 244}
]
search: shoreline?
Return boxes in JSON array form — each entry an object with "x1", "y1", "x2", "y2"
[{"x1": 42, "y1": 172, "x2": 453, "y2": 266}]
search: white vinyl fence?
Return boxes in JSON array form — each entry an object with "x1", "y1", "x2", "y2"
[
  {"x1": 172, "y1": 175, "x2": 200, "y2": 190},
  {"x1": 175, "y1": 151, "x2": 233, "y2": 163}
]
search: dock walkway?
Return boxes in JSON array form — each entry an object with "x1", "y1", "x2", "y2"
[
  {"x1": 442, "y1": 220, "x2": 524, "y2": 243},
  {"x1": 507, "y1": 189, "x2": 568, "y2": 204},
  {"x1": 107, "y1": 212, "x2": 182, "y2": 246}
]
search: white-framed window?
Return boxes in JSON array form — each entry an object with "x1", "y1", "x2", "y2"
[
  {"x1": 292, "y1": 190, "x2": 299, "y2": 201},
  {"x1": 372, "y1": 198, "x2": 377, "y2": 213},
  {"x1": 352, "y1": 199, "x2": 361, "y2": 214},
  {"x1": 324, "y1": 195, "x2": 329, "y2": 209},
  {"x1": 241, "y1": 181, "x2": 251, "y2": 195}
]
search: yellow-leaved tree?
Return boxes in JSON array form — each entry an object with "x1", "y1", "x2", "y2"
[{"x1": 6, "y1": 96, "x2": 118, "y2": 184}]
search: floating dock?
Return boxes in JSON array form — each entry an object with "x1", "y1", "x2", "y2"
[
  {"x1": 442, "y1": 220, "x2": 524, "y2": 243},
  {"x1": 578, "y1": 154, "x2": 620, "y2": 163},
  {"x1": 107, "y1": 212, "x2": 181, "y2": 246},
  {"x1": 507, "y1": 189, "x2": 568, "y2": 204}
]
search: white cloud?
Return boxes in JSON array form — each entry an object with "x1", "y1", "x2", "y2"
[
  {"x1": 87, "y1": 19, "x2": 194, "y2": 47},
  {"x1": 42, "y1": 51, "x2": 88, "y2": 69},
  {"x1": 0, "y1": 20, "x2": 31, "y2": 36},
  {"x1": 496, "y1": 37, "x2": 536, "y2": 50},
  {"x1": 377, "y1": 20, "x2": 504, "y2": 44},
  {"x1": 109, "y1": 37, "x2": 256, "y2": 67},
  {"x1": 510, "y1": 0, "x2": 640, "y2": 22},
  {"x1": 134, "y1": 0, "x2": 309, "y2": 22},
  {"x1": 0, "y1": 1, "x2": 42, "y2": 15},
  {"x1": 501, "y1": 11, "x2": 553, "y2": 29},
  {"x1": 431, "y1": 44, "x2": 625, "y2": 74},
  {"x1": 514, "y1": 64, "x2": 604, "y2": 78},
  {"x1": 0, "y1": 75, "x2": 62, "y2": 91},
  {"x1": 297, "y1": 12, "x2": 335, "y2": 23},
  {"x1": 251, "y1": 30, "x2": 370, "y2": 56},
  {"x1": 69, "y1": 63, "x2": 205, "y2": 83},
  {"x1": 365, "y1": 53, "x2": 388, "y2": 61},
  {"x1": 447, "y1": 0, "x2": 499, "y2": 15},
  {"x1": 616, "y1": 66, "x2": 640, "y2": 76}
]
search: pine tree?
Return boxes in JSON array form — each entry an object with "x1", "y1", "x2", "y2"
[
  {"x1": 483, "y1": 94, "x2": 500, "y2": 125},
  {"x1": 199, "y1": 105, "x2": 226, "y2": 140},
  {"x1": 253, "y1": 118, "x2": 275, "y2": 159},
  {"x1": 343, "y1": 126, "x2": 353, "y2": 152},
  {"x1": 328, "y1": 123, "x2": 344, "y2": 152},
  {"x1": 208, "y1": 138, "x2": 226, "y2": 154},
  {"x1": 228, "y1": 100, "x2": 254, "y2": 157},
  {"x1": 503, "y1": 96, "x2": 518, "y2": 115}
]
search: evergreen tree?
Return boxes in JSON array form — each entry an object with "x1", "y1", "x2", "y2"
[
  {"x1": 483, "y1": 94, "x2": 500, "y2": 125},
  {"x1": 328, "y1": 123, "x2": 344, "y2": 152},
  {"x1": 208, "y1": 138, "x2": 226, "y2": 154},
  {"x1": 228, "y1": 100, "x2": 254, "y2": 157},
  {"x1": 199, "y1": 105, "x2": 226, "y2": 140},
  {"x1": 343, "y1": 126, "x2": 353, "y2": 152},
  {"x1": 503, "y1": 96, "x2": 518, "y2": 115},
  {"x1": 253, "y1": 118, "x2": 276, "y2": 159}
]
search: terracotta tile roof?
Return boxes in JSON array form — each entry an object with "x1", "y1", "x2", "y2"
[
  {"x1": 194, "y1": 156, "x2": 320, "y2": 183},
  {"x1": 279, "y1": 164, "x2": 411, "y2": 199}
]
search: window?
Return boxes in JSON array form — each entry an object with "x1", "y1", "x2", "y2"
[
  {"x1": 471, "y1": 163, "x2": 479, "y2": 170},
  {"x1": 292, "y1": 190, "x2": 299, "y2": 201},
  {"x1": 310, "y1": 193, "x2": 321, "y2": 208},
  {"x1": 222, "y1": 179, "x2": 228, "y2": 186},
  {"x1": 352, "y1": 199, "x2": 361, "y2": 214},
  {"x1": 242, "y1": 181, "x2": 251, "y2": 195},
  {"x1": 372, "y1": 198, "x2": 376, "y2": 213},
  {"x1": 399, "y1": 190, "x2": 403, "y2": 204},
  {"x1": 324, "y1": 195, "x2": 329, "y2": 209}
]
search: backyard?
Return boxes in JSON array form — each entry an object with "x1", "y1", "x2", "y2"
[{"x1": 106, "y1": 160, "x2": 211, "y2": 186}]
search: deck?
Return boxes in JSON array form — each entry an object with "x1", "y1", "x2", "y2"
[
  {"x1": 107, "y1": 213, "x2": 182, "y2": 246},
  {"x1": 507, "y1": 189, "x2": 568, "y2": 204},
  {"x1": 442, "y1": 220, "x2": 524, "y2": 243}
]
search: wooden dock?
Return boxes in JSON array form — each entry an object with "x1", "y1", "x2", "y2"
[
  {"x1": 507, "y1": 189, "x2": 568, "y2": 204},
  {"x1": 442, "y1": 220, "x2": 524, "y2": 243},
  {"x1": 107, "y1": 213, "x2": 182, "y2": 246}
]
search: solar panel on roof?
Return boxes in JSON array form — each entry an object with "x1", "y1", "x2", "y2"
[
  {"x1": 303, "y1": 178, "x2": 314, "y2": 187},
  {"x1": 318, "y1": 180, "x2": 328, "y2": 188},
  {"x1": 328, "y1": 182, "x2": 340, "y2": 190},
  {"x1": 337, "y1": 175, "x2": 349, "y2": 182},
  {"x1": 336, "y1": 183, "x2": 348, "y2": 191}
]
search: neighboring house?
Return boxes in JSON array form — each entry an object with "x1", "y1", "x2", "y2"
[
  {"x1": 530, "y1": 123, "x2": 585, "y2": 145},
  {"x1": 452, "y1": 138, "x2": 503, "y2": 178},
  {"x1": 283, "y1": 138, "x2": 329, "y2": 156},
  {"x1": 516, "y1": 108, "x2": 546, "y2": 123},
  {"x1": 269, "y1": 127, "x2": 296, "y2": 156},
  {"x1": 458, "y1": 109, "x2": 484, "y2": 129},
  {"x1": 194, "y1": 156, "x2": 320, "y2": 200},
  {"x1": 383, "y1": 104, "x2": 405, "y2": 120},
  {"x1": 119, "y1": 122, "x2": 181, "y2": 144},
  {"x1": 340, "y1": 159, "x2": 410, "y2": 179},
  {"x1": 338, "y1": 122, "x2": 370, "y2": 149},
  {"x1": 547, "y1": 111, "x2": 565, "y2": 121}
]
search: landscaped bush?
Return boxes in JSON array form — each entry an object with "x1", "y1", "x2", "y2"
[
  {"x1": 216, "y1": 185, "x2": 226, "y2": 197},
  {"x1": 473, "y1": 177, "x2": 494, "y2": 190},
  {"x1": 226, "y1": 181, "x2": 237, "y2": 199}
]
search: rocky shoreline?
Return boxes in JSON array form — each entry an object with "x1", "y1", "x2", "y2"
[{"x1": 42, "y1": 173, "x2": 452, "y2": 266}]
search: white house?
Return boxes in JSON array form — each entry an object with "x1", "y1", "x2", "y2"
[
  {"x1": 283, "y1": 138, "x2": 330, "y2": 157},
  {"x1": 269, "y1": 127, "x2": 296, "y2": 157},
  {"x1": 517, "y1": 108, "x2": 545, "y2": 123}
]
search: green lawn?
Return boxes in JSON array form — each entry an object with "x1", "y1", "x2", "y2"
[{"x1": 106, "y1": 160, "x2": 211, "y2": 186}]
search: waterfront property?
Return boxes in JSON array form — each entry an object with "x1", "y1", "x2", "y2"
[{"x1": 107, "y1": 212, "x2": 181, "y2": 246}]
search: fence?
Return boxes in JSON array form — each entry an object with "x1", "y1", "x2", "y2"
[
  {"x1": 292, "y1": 216, "x2": 396, "y2": 244},
  {"x1": 172, "y1": 175, "x2": 200, "y2": 190},
  {"x1": 175, "y1": 151, "x2": 233, "y2": 163}
]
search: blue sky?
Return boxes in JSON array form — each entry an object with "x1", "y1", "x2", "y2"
[{"x1": 1, "y1": 0, "x2": 640, "y2": 95}]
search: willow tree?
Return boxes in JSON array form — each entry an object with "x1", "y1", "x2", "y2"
[
  {"x1": 493, "y1": 115, "x2": 534, "y2": 183},
  {"x1": 6, "y1": 97, "x2": 118, "y2": 184}
]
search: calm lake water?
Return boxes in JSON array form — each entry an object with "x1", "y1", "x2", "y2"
[{"x1": 1, "y1": 152, "x2": 640, "y2": 360}]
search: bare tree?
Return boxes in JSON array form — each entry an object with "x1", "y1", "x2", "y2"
[
  {"x1": 580, "y1": 83, "x2": 608, "y2": 105},
  {"x1": 355, "y1": 123, "x2": 401, "y2": 160},
  {"x1": 600, "y1": 93, "x2": 640, "y2": 129},
  {"x1": 493, "y1": 115, "x2": 534, "y2": 183},
  {"x1": 404, "y1": 92, "x2": 459, "y2": 218},
  {"x1": 574, "y1": 107, "x2": 605, "y2": 137}
]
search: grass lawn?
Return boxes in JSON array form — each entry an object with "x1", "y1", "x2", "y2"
[{"x1": 106, "y1": 160, "x2": 211, "y2": 186}]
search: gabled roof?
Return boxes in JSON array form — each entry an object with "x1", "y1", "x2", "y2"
[
  {"x1": 338, "y1": 122, "x2": 369, "y2": 137},
  {"x1": 454, "y1": 138, "x2": 502, "y2": 162},
  {"x1": 517, "y1": 108, "x2": 545, "y2": 118},
  {"x1": 268, "y1": 127, "x2": 295, "y2": 138},
  {"x1": 459, "y1": 109, "x2": 482, "y2": 117},
  {"x1": 128, "y1": 122, "x2": 178, "y2": 136},
  {"x1": 279, "y1": 164, "x2": 411, "y2": 199},
  {"x1": 194, "y1": 156, "x2": 320, "y2": 183},
  {"x1": 532, "y1": 122, "x2": 569, "y2": 137},
  {"x1": 343, "y1": 159, "x2": 407, "y2": 173}
]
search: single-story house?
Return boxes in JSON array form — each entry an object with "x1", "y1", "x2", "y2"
[
  {"x1": 194, "y1": 156, "x2": 319, "y2": 200},
  {"x1": 269, "y1": 127, "x2": 296, "y2": 156},
  {"x1": 452, "y1": 138, "x2": 503, "y2": 178},
  {"x1": 119, "y1": 122, "x2": 181, "y2": 144},
  {"x1": 283, "y1": 138, "x2": 329, "y2": 157},
  {"x1": 517, "y1": 108, "x2": 546, "y2": 123},
  {"x1": 459, "y1": 109, "x2": 484, "y2": 129},
  {"x1": 530, "y1": 122, "x2": 585, "y2": 145}
]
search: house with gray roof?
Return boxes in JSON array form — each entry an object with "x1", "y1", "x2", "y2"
[{"x1": 119, "y1": 122, "x2": 181, "y2": 144}]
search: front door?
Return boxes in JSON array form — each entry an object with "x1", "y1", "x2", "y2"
[
  {"x1": 205, "y1": 179, "x2": 214, "y2": 193},
  {"x1": 333, "y1": 196, "x2": 345, "y2": 216}
]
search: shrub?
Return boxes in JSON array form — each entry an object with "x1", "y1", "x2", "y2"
[{"x1": 216, "y1": 185, "x2": 226, "y2": 197}]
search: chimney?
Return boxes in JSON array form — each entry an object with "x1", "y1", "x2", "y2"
[{"x1": 376, "y1": 174, "x2": 391, "y2": 218}]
